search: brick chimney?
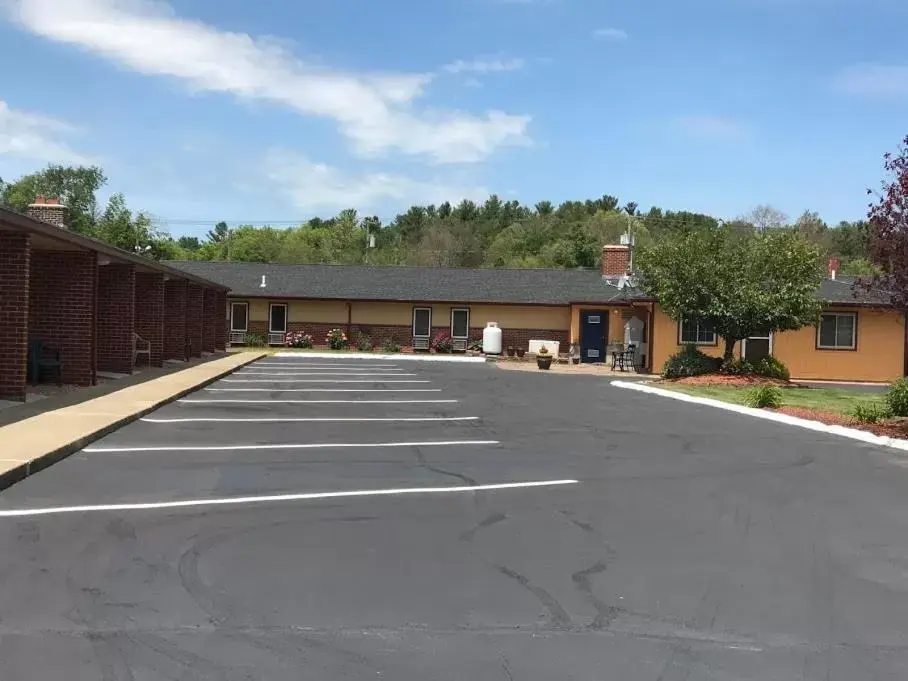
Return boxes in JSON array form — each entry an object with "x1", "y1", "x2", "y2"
[
  {"x1": 27, "y1": 195, "x2": 67, "y2": 229},
  {"x1": 602, "y1": 244, "x2": 630, "y2": 278},
  {"x1": 827, "y1": 257, "x2": 840, "y2": 281}
]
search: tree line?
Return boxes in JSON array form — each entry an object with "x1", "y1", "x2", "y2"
[{"x1": 0, "y1": 164, "x2": 874, "y2": 274}]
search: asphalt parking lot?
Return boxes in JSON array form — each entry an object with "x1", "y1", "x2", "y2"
[{"x1": 3, "y1": 356, "x2": 908, "y2": 680}]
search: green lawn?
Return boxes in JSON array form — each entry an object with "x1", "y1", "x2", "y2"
[{"x1": 660, "y1": 383, "x2": 885, "y2": 415}]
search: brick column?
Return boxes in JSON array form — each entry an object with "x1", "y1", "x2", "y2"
[
  {"x1": 163, "y1": 279, "x2": 187, "y2": 360},
  {"x1": 215, "y1": 291, "x2": 228, "y2": 351},
  {"x1": 97, "y1": 263, "x2": 136, "y2": 374},
  {"x1": 28, "y1": 251, "x2": 97, "y2": 386},
  {"x1": 135, "y1": 272, "x2": 164, "y2": 367},
  {"x1": 0, "y1": 233, "x2": 31, "y2": 400},
  {"x1": 186, "y1": 284, "x2": 203, "y2": 358},
  {"x1": 202, "y1": 289, "x2": 217, "y2": 353}
]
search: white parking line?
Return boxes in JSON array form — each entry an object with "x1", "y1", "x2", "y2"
[
  {"x1": 222, "y1": 377, "x2": 418, "y2": 382},
  {"x1": 0, "y1": 480, "x2": 580, "y2": 518},
  {"x1": 84, "y1": 440, "x2": 500, "y2": 453},
  {"x1": 236, "y1": 372, "x2": 412, "y2": 376},
  {"x1": 204, "y1": 388, "x2": 442, "y2": 393},
  {"x1": 177, "y1": 399, "x2": 459, "y2": 404},
  {"x1": 250, "y1": 364, "x2": 400, "y2": 368},
  {"x1": 142, "y1": 416, "x2": 480, "y2": 423}
]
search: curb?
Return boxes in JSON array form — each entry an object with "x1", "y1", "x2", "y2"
[
  {"x1": 611, "y1": 380, "x2": 908, "y2": 453},
  {"x1": 271, "y1": 352, "x2": 487, "y2": 364},
  {"x1": 0, "y1": 353, "x2": 266, "y2": 492}
]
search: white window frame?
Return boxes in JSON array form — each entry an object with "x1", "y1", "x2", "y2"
[
  {"x1": 817, "y1": 312, "x2": 857, "y2": 350},
  {"x1": 269, "y1": 303, "x2": 288, "y2": 334},
  {"x1": 412, "y1": 307, "x2": 432, "y2": 338},
  {"x1": 450, "y1": 307, "x2": 470, "y2": 339},
  {"x1": 230, "y1": 302, "x2": 248, "y2": 332},
  {"x1": 678, "y1": 315, "x2": 717, "y2": 346}
]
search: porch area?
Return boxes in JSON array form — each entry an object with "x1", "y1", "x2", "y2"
[
  {"x1": 570, "y1": 302, "x2": 655, "y2": 370},
  {"x1": 0, "y1": 201, "x2": 228, "y2": 402}
]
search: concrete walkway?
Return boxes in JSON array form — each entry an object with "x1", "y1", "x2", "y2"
[{"x1": 0, "y1": 352, "x2": 264, "y2": 490}]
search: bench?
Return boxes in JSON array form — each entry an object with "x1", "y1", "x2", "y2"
[
  {"x1": 27, "y1": 339, "x2": 63, "y2": 386},
  {"x1": 134, "y1": 333, "x2": 151, "y2": 368}
]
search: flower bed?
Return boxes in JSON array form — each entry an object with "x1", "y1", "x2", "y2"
[
  {"x1": 776, "y1": 407, "x2": 908, "y2": 439},
  {"x1": 666, "y1": 374, "x2": 789, "y2": 387}
]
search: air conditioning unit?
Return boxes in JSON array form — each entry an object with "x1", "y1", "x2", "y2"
[
  {"x1": 268, "y1": 332, "x2": 285, "y2": 346},
  {"x1": 412, "y1": 337, "x2": 430, "y2": 351},
  {"x1": 229, "y1": 331, "x2": 246, "y2": 345}
]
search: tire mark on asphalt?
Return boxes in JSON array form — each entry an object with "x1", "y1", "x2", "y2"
[
  {"x1": 127, "y1": 632, "x2": 230, "y2": 681},
  {"x1": 413, "y1": 445, "x2": 478, "y2": 486},
  {"x1": 493, "y1": 564, "x2": 572, "y2": 629},
  {"x1": 240, "y1": 629, "x2": 390, "y2": 676},
  {"x1": 571, "y1": 561, "x2": 621, "y2": 630},
  {"x1": 460, "y1": 512, "x2": 507, "y2": 542}
]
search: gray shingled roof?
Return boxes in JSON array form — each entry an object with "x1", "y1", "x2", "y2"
[
  {"x1": 165, "y1": 261, "x2": 895, "y2": 307},
  {"x1": 164, "y1": 261, "x2": 640, "y2": 305}
]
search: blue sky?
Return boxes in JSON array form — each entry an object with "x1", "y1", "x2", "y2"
[{"x1": 1, "y1": 0, "x2": 907, "y2": 238}]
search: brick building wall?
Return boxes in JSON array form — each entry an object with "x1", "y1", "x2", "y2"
[
  {"x1": 202, "y1": 289, "x2": 217, "y2": 353},
  {"x1": 163, "y1": 279, "x2": 187, "y2": 360},
  {"x1": 215, "y1": 290, "x2": 227, "y2": 351},
  {"x1": 0, "y1": 233, "x2": 31, "y2": 400},
  {"x1": 29, "y1": 251, "x2": 97, "y2": 386},
  {"x1": 97, "y1": 263, "x2": 136, "y2": 373},
  {"x1": 185, "y1": 284, "x2": 204, "y2": 357},
  {"x1": 135, "y1": 272, "x2": 164, "y2": 367}
]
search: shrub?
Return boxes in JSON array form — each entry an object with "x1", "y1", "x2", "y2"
[
  {"x1": 721, "y1": 358, "x2": 755, "y2": 376},
  {"x1": 432, "y1": 332, "x2": 453, "y2": 353},
  {"x1": 469, "y1": 339, "x2": 483, "y2": 352},
  {"x1": 325, "y1": 328, "x2": 348, "y2": 351},
  {"x1": 661, "y1": 344, "x2": 722, "y2": 379},
  {"x1": 284, "y1": 330, "x2": 313, "y2": 349},
  {"x1": 381, "y1": 337, "x2": 402, "y2": 353},
  {"x1": 852, "y1": 402, "x2": 892, "y2": 424},
  {"x1": 755, "y1": 356, "x2": 790, "y2": 381},
  {"x1": 357, "y1": 335, "x2": 374, "y2": 352},
  {"x1": 744, "y1": 385, "x2": 783, "y2": 409},
  {"x1": 887, "y1": 377, "x2": 908, "y2": 417},
  {"x1": 244, "y1": 332, "x2": 266, "y2": 348}
]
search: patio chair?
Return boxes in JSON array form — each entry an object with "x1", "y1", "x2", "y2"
[
  {"x1": 27, "y1": 339, "x2": 63, "y2": 386},
  {"x1": 614, "y1": 344, "x2": 638, "y2": 372},
  {"x1": 134, "y1": 333, "x2": 151, "y2": 368}
]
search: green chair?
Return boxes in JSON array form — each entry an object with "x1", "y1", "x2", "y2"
[{"x1": 27, "y1": 339, "x2": 63, "y2": 386}]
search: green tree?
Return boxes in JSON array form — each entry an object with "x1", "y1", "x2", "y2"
[
  {"x1": 1, "y1": 164, "x2": 107, "y2": 234},
  {"x1": 207, "y1": 221, "x2": 230, "y2": 243},
  {"x1": 177, "y1": 236, "x2": 202, "y2": 251},
  {"x1": 636, "y1": 225, "x2": 824, "y2": 362}
]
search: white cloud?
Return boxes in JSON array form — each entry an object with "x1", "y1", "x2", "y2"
[
  {"x1": 593, "y1": 27, "x2": 628, "y2": 41},
  {"x1": 443, "y1": 57, "x2": 525, "y2": 75},
  {"x1": 834, "y1": 63, "x2": 908, "y2": 98},
  {"x1": 264, "y1": 150, "x2": 489, "y2": 212},
  {"x1": 0, "y1": 100, "x2": 90, "y2": 163},
  {"x1": 5, "y1": 0, "x2": 531, "y2": 164},
  {"x1": 674, "y1": 115, "x2": 750, "y2": 141}
]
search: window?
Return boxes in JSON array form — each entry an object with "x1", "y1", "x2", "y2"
[
  {"x1": 269, "y1": 303, "x2": 288, "y2": 333},
  {"x1": 817, "y1": 312, "x2": 857, "y2": 350},
  {"x1": 230, "y1": 302, "x2": 248, "y2": 332},
  {"x1": 413, "y1": 307, "x2": 432, "y2": 337},
  {"x1": 678, "y1": 315, "x2": 717, "y2": 345},
  {"x1": 451, "y1": 308, "x2": 470, "y2": 339}
]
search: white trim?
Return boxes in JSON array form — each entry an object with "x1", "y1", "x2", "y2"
[
  {"x1": 230, "y1": 301, "x2": 249, "y2": 332},
  {"x1": 271, "y1": 352, "x2": 486, "y2": 363},
  {"x1": 742, "y1": 331, "x2": 774, "y2": 360},
  {"x1": 0, "y1": 480, "x2": 580, "y2": 518},
  {"x1": 611, "y1": 380, "x2": 908, "y2": 453},
  {"x1": 412, "y1": 306, "x2": 432, "y2": 338},
  {"x1": 678, "y1": 315, "x2": 717, "y2": 346},
  {"x1": 817, "y1": 311, "x2": 857, "y2": 350},
  {"x1": 450, "y1": 307, "x2": 470, "y2": 339},
  {"x1": 269, "y1": 303, "x2": 288, "y2": 334}
]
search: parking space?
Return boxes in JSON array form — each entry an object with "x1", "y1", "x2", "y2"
[{"x1": 6, "y1": 356, "x2": 908, "y2": 678}]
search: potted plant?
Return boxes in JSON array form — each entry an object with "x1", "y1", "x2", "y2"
[
  {"x1": 516, "y1": 347, "x2": 526, "y2": 359},
  {"x1": 536, "y1": 345, "x2": 553, "y2": 370},
  {"x1": 506, "y1": 346, "x2": 516, "y2": 357},
  {"x1": 569, "y1": 342, "x2": 580, "y2": 365}
]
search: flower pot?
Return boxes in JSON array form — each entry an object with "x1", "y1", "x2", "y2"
[
  {"x1": 537, "y1": 355, "x2": 553, "y2": 370},
  {"x1": 506, "y1": 346, "x2": 516, "y2": 357},
  {"x1": 516, "y1": 348, "x2": 526, "y2": 358},
  {"x1": 572, "y1": 357, "x2": 580, "y2": 365}
]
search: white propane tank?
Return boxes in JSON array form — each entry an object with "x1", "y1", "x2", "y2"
[{"x1": 482, "y1": 322, "x2": 503, "y2": 355}]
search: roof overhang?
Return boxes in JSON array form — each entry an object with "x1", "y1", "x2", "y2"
[{"x1": 0, "y1": 207, "x2": 229, "y2": 291}]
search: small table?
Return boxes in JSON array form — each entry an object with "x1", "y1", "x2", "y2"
[{"x1": 610, "y1": 345, "x2": 637, "y2": 372}]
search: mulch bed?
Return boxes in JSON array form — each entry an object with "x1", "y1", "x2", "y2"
[
  {"x1": 666, "y1": 374, "x2": 789, "y2": 387},
  {"x1": 775, "y1": 407, "x2": 908, "y2": 439}
]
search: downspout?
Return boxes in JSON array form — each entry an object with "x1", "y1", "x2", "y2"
[
  {"x1": 647, "y1": 303, "x2": 655, "y2": 372},
  {"x1": 92, "y1": 252, "x2": 99, "y2": 385},
  {"x1": 346, "y1": 302, "x2": 352, "y2": 337},
  {"x1": 903, "y1": 309, "x2": 908, "y2": 377}
]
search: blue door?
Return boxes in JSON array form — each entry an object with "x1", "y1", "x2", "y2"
[{"x1": 580, "y1": 310, "x2": 607, "y2": 363}]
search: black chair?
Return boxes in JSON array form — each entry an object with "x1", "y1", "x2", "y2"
[
  {"x1": 27, "y1": 339, "x2": 63, "y2": 386},
  {"x1": 613, "y1": 344, "x2": 638, "y2": 372}
]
